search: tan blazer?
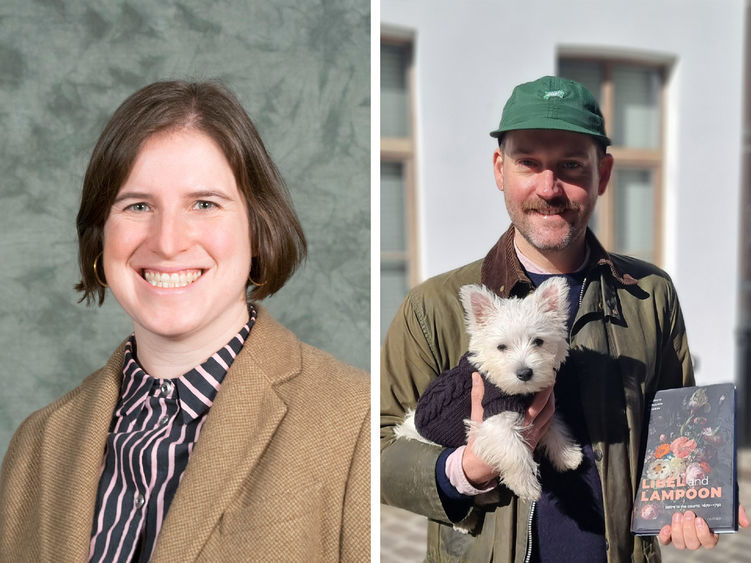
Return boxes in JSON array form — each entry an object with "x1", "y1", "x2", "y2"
[{"x1": 0, "y1": 305, "x2": 370, "y2": 562}]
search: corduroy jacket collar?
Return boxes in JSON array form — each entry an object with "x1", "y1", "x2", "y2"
[{"x1": 481, "y1": 225, "x2": 638, "y2": 298}]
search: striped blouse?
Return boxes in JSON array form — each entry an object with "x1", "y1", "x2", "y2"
[{"x1": 88, "y1": 306, "x2": 256, "y2": 563}]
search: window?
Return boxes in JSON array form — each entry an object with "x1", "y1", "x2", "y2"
[
  {"x1": 558, "y1": 58, "x2": 665, "y2": 264},
  {"x1": 381, "y1": 39, "x2": 418, "y2": 342}
]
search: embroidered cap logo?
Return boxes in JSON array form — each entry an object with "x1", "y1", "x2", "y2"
[{"x1": 543, "y1": 89, "x2": 566, "y2": 100}]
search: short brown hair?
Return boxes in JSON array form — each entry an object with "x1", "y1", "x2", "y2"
[{"x1": 76, "y1": 80, "x2": 307, "y2": 305}]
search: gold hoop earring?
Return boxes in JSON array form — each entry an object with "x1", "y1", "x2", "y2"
[
  {"x1": 248, "y1": 272, "x2": 267, "y2": 287},
  {"x1": 248, "y1": 262, "x2": 267, "y2": 287},
  {"x1": 93, "y1": 252, "x2": 108, "y2": 288}
]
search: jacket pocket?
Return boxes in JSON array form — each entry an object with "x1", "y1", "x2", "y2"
[{"x1": 203, "y1": 482, "x2": 324, "y2": 562}]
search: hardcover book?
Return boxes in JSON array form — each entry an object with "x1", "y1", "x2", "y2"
[{"x1": 631, "y1": 383, "x2": 737, "y2": 535}]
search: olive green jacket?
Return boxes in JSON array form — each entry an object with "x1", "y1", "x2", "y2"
[{"x1": 381, "y1": 226, "x2": 694, "y2": 563}]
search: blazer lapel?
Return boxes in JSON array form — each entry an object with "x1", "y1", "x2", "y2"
[
  {"x1": 38, "y1": 345, "x2": 124, "y2": 562},
  {"x1": 152, "y1": 306, "x2": 302, "y2": 562}
]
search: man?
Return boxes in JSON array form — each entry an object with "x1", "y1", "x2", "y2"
[{"x1": 380, "y1": 76, "x2": 748, "y2": 561}]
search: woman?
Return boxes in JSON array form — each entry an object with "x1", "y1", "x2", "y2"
[{"x1": 0, "y1": 81, "x2": 369, "y2": 562}]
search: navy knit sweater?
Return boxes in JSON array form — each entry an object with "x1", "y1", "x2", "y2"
[{"x1": 415, "y1": 353, "x2": 535, "y2": 447}]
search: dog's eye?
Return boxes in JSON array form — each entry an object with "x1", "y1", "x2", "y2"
[
  {"x1": 533, "y1": 338, "x2": 544, "y2": 347},
  {"x1": 497, "y1": 344, "x2": 507, "y2": 351}
]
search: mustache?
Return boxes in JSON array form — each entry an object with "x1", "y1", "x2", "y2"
[{"x1": 521, "y1": 198, "x2": 580, "y2": 213}]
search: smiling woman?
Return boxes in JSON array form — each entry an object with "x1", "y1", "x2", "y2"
[
  {"x1": 100, "y1": 129, "x2": 254, "y2": 377},
  {"x1": 0, "y1": 81, "x2": 369, "y2": 562}
]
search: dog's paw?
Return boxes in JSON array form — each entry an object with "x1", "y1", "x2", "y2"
[
  {"x1": 539, "y1": 415, "x2": 583, "y2": 472},
  {"x1": 394, "y1": 409, "x2": 438, "y2": 446},
  {"x1": 503, "y1": 471, "x2": 541, "y2": 502},
  {"x1": 551, "y1": 441, "x2": 583, "y2": 472}
]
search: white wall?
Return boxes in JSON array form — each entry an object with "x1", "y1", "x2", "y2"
[{"x1": 382, "y1": 0, "x2": 745, "y2": 385}]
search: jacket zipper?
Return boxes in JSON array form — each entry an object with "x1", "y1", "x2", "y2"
[
  {"x1": 570, "y1": 275, "x2": 588, "y2": 338},
  {"x1": 523, "y1": 501, "x2": 536, "y2": 563},
  {"x1": 578, "y1": 275, "x2": 587, "y2": 308}
]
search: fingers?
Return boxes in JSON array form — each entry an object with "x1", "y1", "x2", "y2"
[
  {"x1": 693, "y1": 515, "x2": 718, "y2": 548},
  {"x1": 663, "y1": 511, "x2": 718, "y2": 550},
  {"x1": 658, "y1": 524, "x2": 672, "y2": 546},
  {"x1": 537, "y1": 414, "x2": 553, "y2": 437},
  {"x1": 669, "y1": 512, "x2": 686, "y2": 549},
  {"x1": 680, "y1": 511, "x2": 701, "y2": 550},
  {"x1": 519, "y1": 389, "x2": 554, "y2": 451},
  {"x1": 686, "y1": 511, "x2": 718, "y2": 549},
  {"x1": 524, "y1": 387, "x2": 554, "y2": 426},
  {"x1": 528, "y1": 386, "x2": 552, "y2": 414},
  {"x1": 537, "y1": 390, "x2": 555, "y2": 426},
  {"x1": 470, "y1": 372, "x2": 485, "y2": 423},
  {"x1": 740, "y1": 504, "x2": 750, "y2": 528}
]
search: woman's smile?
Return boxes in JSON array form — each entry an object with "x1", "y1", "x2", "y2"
[{"x1": 142, "y1": 269, "x2": 203, "y2": 288}]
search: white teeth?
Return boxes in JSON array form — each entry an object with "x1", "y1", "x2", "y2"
[{"x1": 143, "y1": 270, "x2": 202, "y2": 288}]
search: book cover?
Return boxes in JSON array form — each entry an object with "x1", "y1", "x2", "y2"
[{"x1": 631, "y1": 383, "x2": 737, "y2": 535}]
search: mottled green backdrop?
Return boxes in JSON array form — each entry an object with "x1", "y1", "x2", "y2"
[{"x1": 0, "y1": 0, "x2": 370, "y2": 460}]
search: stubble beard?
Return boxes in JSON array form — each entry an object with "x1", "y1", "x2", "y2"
[{"x1": 506, "y1": 195, "x2": 586, "y2": 252}]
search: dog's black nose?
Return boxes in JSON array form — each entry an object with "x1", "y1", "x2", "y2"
[{"x1": 517, "y1": 368, "x2": 533, "y2": 381}]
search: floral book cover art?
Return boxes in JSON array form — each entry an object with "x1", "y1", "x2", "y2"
[{"x1": 631, "y1": 383, "x2": 738, "y2": 535}]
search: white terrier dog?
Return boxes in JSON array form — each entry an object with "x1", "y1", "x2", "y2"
[{"x1": 395, "y1": 277, "x2": 582, "y2": 501}]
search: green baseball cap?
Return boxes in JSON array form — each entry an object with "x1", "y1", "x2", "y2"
[{"x1": 490, "y1": 75, "x2": 611, "y2": 146}]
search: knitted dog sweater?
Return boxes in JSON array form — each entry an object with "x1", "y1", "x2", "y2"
[{"x1": 414, "y1": 352, "x2": 535, "y2": 447}]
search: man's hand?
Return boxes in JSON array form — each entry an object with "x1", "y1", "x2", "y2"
[
  {"x1": 461, "y1": 372, "x2": 555, "y2": 487},
  {"x1": 658, "y1": 505, "x2": 749, "y2": 550},
  {"x1": 520, "y1": 385, "x2": 555, "y2": 451},
  {"x1": 461, "y1": 373, "x2": 497, "y2": 487}
]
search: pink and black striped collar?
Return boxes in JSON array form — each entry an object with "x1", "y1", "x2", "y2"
[{"x1": 117, "y1": 304, "x2": 258, "y2": 424}]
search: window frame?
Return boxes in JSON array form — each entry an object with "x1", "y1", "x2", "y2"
[
  {"x1": 558, "y1": 56, "x2": 667, "y2": 265},
  {"x1": 381, "y1": 36, "x2": 420, "y2": 288}
]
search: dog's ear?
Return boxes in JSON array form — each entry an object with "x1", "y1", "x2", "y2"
[
  {"x1": 534, "y1": 277, "x2": 569, "y2": 319},
  {"x1": 459, "y1": 284, "x2": 496, "y2": 328}
]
